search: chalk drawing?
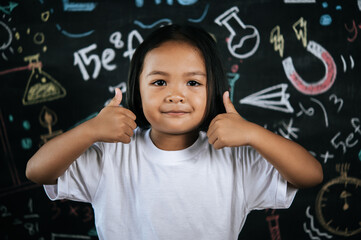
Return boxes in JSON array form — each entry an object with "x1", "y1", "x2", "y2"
[
  {"x1": 135, "y1": 0, "x2": 198, "y2": 7},
  {"x1": 304, "y1": 206, "x2": 333, "y2": 239},
  {"x1": 344, "y1": 20, "x2": 361, "y2": 42},
  {"x1": 320, "y1": 14, "x2": 332, "y2": 26},
  {"x1": 0, "y1": 21, "x2": 12, "y2": 51},
  {"x1": 23, "y1": 120, "x2": 31, "y2": 130},
  {"x1": 56, "y1": 24, "x2": 95, "y2": 38},
  {"x1": 56, "y1": 0, "x2": 98, "y2": 38},
  {"x1": 340, "y1": 55, "x2": 354, "y2": 72},
  {"x1": 188, "y1": 3, "x2": 209, "y2": 23},
  {"x1": 123, "y1": 29, "x2": 143, "y2": 60},
  {"x1": 134, "y1": 19, "x2": 172, "y2": 29},
  {"x1": 319, "y1": 2, "x2": 342, "y2": 26},
  {"x1": 21, "y1": 138, "x2": 32, "y2": 150},
  {"x1": 215, "y1": 6, "x2": 260, "y2": 59},
  {"x1": 51, "y1": 233, "x2": 91, "y2": 240},
  {"x1": 278, "y1": 118, "x2": 299, "y2": 139},
  {"x1": 310, "y1": 98, "x2": 329, "y2": 127},
  {"x1": 39, "y1": 106, "x2": 63, "y2": 146},
  {"x1": 226, "y1": 73, "x2": 239, "y2": 103},
  {"x1": 109, "y1": 32, "x2": 124, "y2": 49},
  {"x1": 62, "y1": 0, "x2": 98, "y2": 12},
  {"x1": 0, "y1": 1, "x2": 18, "y2": 15},
  {"x1": 320, "y1": 151, "x2": 334, "y2": 164},
  {"x1": 0, "y1": 18, "x2": 15, "y2": 61},
  {"x1": 240, "y1": 84, "x2": 294, "y2": 113},
  {"x1": 296, "y1": 102, "x2": 314, "y2": 117},
  {"x1": 293, "y1": 17, "x2": 307, "y2": 48},
  {"x1": 73, "y1": 43, "x2": 116, "y2": 80},
  {"x1": 270, "y1": 26, "x2": 284, "y2": 58},
  {"x1": 0, "y1": 108, "x2": 20, "y2": 186},
  {"x1": 266, "y1": 213, "x2": 281, "y2": 240},
  {"x1": 284, "y1": 0, "x2": 315, "y2": 3},
  {"x1": 282, "y1": 41, "x2": 336, "y2": 95},
  {"x1": 330, "y1": 118, "x2": 361, "y2": 154},
  {"x1": 23, "y1": 54, "x2": 66, "y2": 105},
  {"x1": 328, "y1": 94, "x2": 343, "y2": 113}
]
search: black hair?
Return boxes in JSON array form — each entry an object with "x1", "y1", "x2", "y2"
[{"x1": 126, "y1": 24, "x2": 228, "y2": 131}]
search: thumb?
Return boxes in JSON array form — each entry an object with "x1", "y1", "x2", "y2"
[
  {"x1": 223, "y1": 91, "x2": 237, "y2": 113},
  {"x1": 108, "y1": 88, "x2": 122, "y2": 106}
]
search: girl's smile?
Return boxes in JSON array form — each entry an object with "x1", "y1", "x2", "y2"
[{"x1": 139, "y1": 40, "x2": 207, "y2": 149}]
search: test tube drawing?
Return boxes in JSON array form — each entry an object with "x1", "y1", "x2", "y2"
[{"x1": 215, "y1": 6, "x2": 260, "y2": 59}]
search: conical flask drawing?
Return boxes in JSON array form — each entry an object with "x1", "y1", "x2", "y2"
[
  {"x1": 22, "y1": 54, "x2": 66, "y2": 105},
  {"x1": 215, "y1": 6, "x2": 260, "y2": 59}
]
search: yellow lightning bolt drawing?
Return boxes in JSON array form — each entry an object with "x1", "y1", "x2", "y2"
[
  {"x1": 293, "y1": 17, "x2": 307, "y2": 48},
  {"x1": 270, "y1": 26, "x2": 284, "y2": 58}
]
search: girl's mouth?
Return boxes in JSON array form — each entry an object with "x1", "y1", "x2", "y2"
[{"x1": 162, "y1": 111, "x2": 189, "y2": 116}]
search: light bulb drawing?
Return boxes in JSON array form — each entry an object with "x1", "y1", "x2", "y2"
[
  {"x1": 215, "y1": 6, "x2": 260, "y2": 59},
  {"x1": 39, "y1": 106, "x2": 63, "y2": 146}
]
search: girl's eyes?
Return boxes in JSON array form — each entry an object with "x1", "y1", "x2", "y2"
[
  {"x1": 187, "y1": 80, "x2": 200, "y2": 86},
  {"x1": 152, "y1": 80, "x2": 166, "y2": 86},
  {"x1": 151, "y1": 80, "x2": 201, "y2": 86}
]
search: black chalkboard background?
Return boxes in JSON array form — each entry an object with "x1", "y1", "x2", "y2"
[{"x1": 1, "y1": 0, "x2": 361, "y2": 239}]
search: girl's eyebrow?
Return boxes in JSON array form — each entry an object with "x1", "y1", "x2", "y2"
[
  {"x1": 146, "y1": 70, "x2": 206, "y2": 77},
  {"x1": 184, "y1": 71, "x2": 206, "y2": 77},
  {"x1": 146, "y1": 71, "x2": 169, "y2": 77}
]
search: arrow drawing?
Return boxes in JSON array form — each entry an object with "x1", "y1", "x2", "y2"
[{"x1": 240, "y1": 83, "x2": 294, "y2": 113}]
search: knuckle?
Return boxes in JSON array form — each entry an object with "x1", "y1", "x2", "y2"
[{"x1": 123, "y1": 137, "x2": 131, "y2": 144}]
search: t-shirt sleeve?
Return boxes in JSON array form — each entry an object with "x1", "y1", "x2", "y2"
[
  {"x1": 237, "y1": 146, "x2": 298, "y2": 211},
  {"x1": 43, "y1": 142, "x2": 105, "y2": 203}
]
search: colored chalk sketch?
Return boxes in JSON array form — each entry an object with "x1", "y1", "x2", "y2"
[
  {"x1": 315, "y1": 164, "x2": 361, "y2": 236},
  {"x1": 282, "y1": 41, "x2": 336, "y2": 95},
  {"x1": 22, "y1": 54, "x2": 66, "y2": 105},
  {"x1": 215, "y1": 6, "x2": 260, "y2": 59},
  {"x1": 39, "y1": 106, "x2": 63, "y2": 146}
]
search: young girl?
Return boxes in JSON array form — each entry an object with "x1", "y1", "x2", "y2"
[{"x1": 26, "y1": 24, "x2": 323, "y2": 240}]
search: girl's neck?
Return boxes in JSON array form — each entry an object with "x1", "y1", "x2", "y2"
[{"x1": 150, "y1": 129, "x2": 199, "y2": 151}]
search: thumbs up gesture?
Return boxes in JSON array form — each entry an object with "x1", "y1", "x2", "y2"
[
  {"x1": 89, "y1": 88, "x2": 137, "y2": 143},
  {"x1": 207, "y1": 91, "x2": 252, "y2": 149}
]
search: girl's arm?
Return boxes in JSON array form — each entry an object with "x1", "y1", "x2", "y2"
[
  {"x1": 207, "y1": 91, "x2": 323, "y2": 188},
  {"x1": 26, "y1": 88, "x2": 137, "y2": 184}
]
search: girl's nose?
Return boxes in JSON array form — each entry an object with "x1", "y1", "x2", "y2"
[{"x1": 166, "y1": 94, "x2": 184, "y2": 103}]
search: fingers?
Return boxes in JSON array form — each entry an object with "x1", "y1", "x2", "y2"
[
  {"x1": 206, "y1": 116, "x2": 224, "y2": 149},
  {"x1": 94, "y1": 88, "x2": 138, "y2": 143},
  {"x1": 207, "y1": 130, "x2": 225, "y2": 150},
  {"x1": 223, "y1": 91, "x2": 237, "y2": 114},
  {"x1": 107, "y1": 88, "x2": 123, "y2": 107}
]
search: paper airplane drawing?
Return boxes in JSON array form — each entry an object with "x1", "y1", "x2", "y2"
[{"x1": 240, "y1": 83, "x2": 294, "y2": 113}]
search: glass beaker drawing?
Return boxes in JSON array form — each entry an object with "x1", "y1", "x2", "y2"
[
  {"x1": 215, "y1": 6, "x2": 260, "y2": 59},
  {"x1": 22, "y1": 54, "x2": 66, "y2": 105}
]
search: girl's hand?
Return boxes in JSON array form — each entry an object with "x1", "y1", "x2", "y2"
[
  {"x1": 88, "y1": 88, "x2": 137, "y2": 143},
  {"x1": 207, "y1": 91, "x2": 254, "y2": 149}
]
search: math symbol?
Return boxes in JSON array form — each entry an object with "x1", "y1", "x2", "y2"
[
  {"x1": 278, "y1": 118, "x2": 299, "y2": 140},
  {"x1": 345, "y1": 20, "x2": 361, "y2": 42}
]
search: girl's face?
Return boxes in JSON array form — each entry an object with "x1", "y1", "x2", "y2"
[{"x1": 139, "y1": 40, "x2": 207, "y2": 136}]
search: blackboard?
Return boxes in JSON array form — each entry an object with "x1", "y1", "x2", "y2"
[{"x1": 1, "y1": 0, "x2": 361, "y2": 239}]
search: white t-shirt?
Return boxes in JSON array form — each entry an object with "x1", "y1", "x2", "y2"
[{"x1": 44, "y1": 128, "x2": 297, "y2": 240}]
